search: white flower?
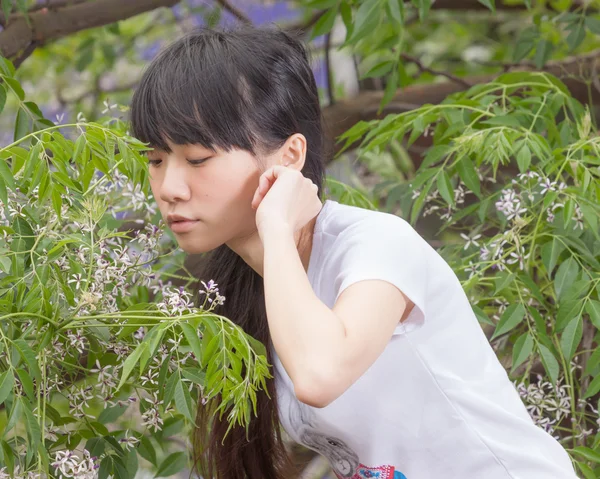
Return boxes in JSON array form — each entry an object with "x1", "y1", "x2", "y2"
[
  {"x1": 119, "y1": 429, "x2": 140, "y2": 451},
  {"x1": 67, "y1": 273, "x2": 86, "y2": 290},
  {"x1": 460, "y1": 232, "x2": 482, "y2": 250},
  {"x1": 539, "y1": 178, "x2": 556, "y2": 195},
  {"x1": 506, "y1": 248, "x2": 531, "y2": 271},
  {"x1": 101, "y1": 98, "x2": 118, "y2": 114},
  {"x1": 464, "y1": 261, "x2": 479, "y2": 279}
]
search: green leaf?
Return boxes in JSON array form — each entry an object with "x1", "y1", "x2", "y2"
[
  {"x1": 491, "y1": 303, "x2": 526, "y2": 340},
  {"x1": 566, "y1": 23, "x2": 585, "y2": 52},
  {"x1": 494, "y1": 271, "x2": 515, "y2": 294},
  {"x1": 349, "y1": 0, "x2": 380, "y2": 43},
  {"x1": 1, "y1": 0, "x2": 12, "y2": 26},
  {"x1": 5, "y1": 396, "x2": 21, "y2": 434},
  {"x1": 159, "y1": 415, "x2": 185, "y2": 439},
  {"x1": 585, "y1": 300, "x2": 600, "y2": 329},
  {"x1": 174, "y1": 378, "x2": 194, "y2": 423},
  {"x1": 112, "y1": 455, "x2": 130, "y2": 479},
  {"x1": 0, "y1": 371, "x2": 14, "y2": 405},
  {"x1": 516, "y1": 145, "x2": 531, "y2": 174},
  {"x1": 310, "y1": 6, "x2": 338, "y2": 39},
  {"x1": 154, "y1": 452, "x2": 187, "y2": 478},
  {"x1": 15, "y1": 0, "x2": 27, "y2": 15},
  {"x1": 163, "y1": 371, "x2": 179, "y2": 407},
  {"x1": 436, "y1": 170, "x2": 454, "y2": 207},
  {"x1": 377, "y1": 73, "x2": 397, "y2": 113},
  {"x1": 362, "y1": 60, "x2": 394, "y2": 79},
  {"x1": 86, "y1": 437, "x2": 106, "y2": 458},
  {"x1": 4, "y1": 77, "x2": 24, "y2": 101},
  {"x1": 0, "y1": 84, "x2": 6, "y2": 115},
  {"x1": 181, "y1": 322, "x2": 203, "y2": 364},
  {"x1": 386, "y1": 0, "x2": 404, "y2": 23},
  {"x1": 585, "y1": 17, "x2": 600, "y2": 34},
  {"x1": 116, "y1": 341, "x2": 148, "y2": 391},
  {"x1": 14, "y1": 107, "x2": 31, "y2": 142},
  {"x1": 412, "y1": 0, "x2": 431, "y2": 21},
  {"x1": 181, "y1": 367, "x2": 206, "y2": 386},
  {"x1": 583, "y1": 374, "x2": 600, "y2": 399},
  {"x1": 16, "y1": 368, "x2": 34, "y2": 401},
  {"x1": 576, "y1": 462, "x2": 596, "y2": 479},
  {"x1": 137, "y1": 436, "x2": 157, "y2": 466},
  {"x1": 513, "y1": 27, "x2": 537, "y2": 62},
  {"x1": 554, "y1": 257, "x2": 579, "y2": 301},
  {"x1": 456, "y1": 156, "x2": 481, "y2": 197},
  {"x1": 511, "y1": 332, "x2": 533, "y2": 372},
  {"x1": 477, "y1": 0, "x2": 494, "y2": 10},
  {"x1": 559, "y1": 315, "x2": 582, "y2": 362},
  {"x1": 538, "y1": 344, "x2": 559, "y2": 385},
  {"x1": 482, "y1": 114, "x2": 522, "y2": 129},
  {"x1": 472, "y1": 305, "x2": 494, "y2": 326},
  {"x1": 22, "y1": 400, "x2": 41, "y2": 451},
  {"x1": 0, "y1": 173, "x2": 7, "y2": 206},
  {"x1": 339, "y1": 1, "x2": 353, "y2": 39},
  {"x1": 51, "y1": 185, "x2": 63, "y2": 218},
  {"x1": 125, "y1": 445, "x2": 138, "y2": 478},
  {"x1": 541, "y1": 237, "x2": 565, "y2": 276},
  {"x1": 12, "y1": 339, "x2": 41, "y2": 382},
  {"x1": 556, "y1": 299, "x2": 583, "y2": 332},
  {"x1": 570, "y1": 446, "x2": 600, "y2": 463},
  {"x1": 584, "y1": 347, "x2": 600, "y2": 377},
  {"x1": 534, "y1": 39, "x2": 553, "y2": 69},
  {"x1": 201, "y1": 334, "x2": 221, "y2": 369},
  {"x1": 98, "y1": 404, "x2": 129, "y2": 424},
  {"x1": 140, "y1": 324, "x2": 167, "y2": 373}
]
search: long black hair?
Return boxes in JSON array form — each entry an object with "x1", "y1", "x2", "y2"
[{"x1": 129, "y1": 25, "x2": 328, "y2": 478}]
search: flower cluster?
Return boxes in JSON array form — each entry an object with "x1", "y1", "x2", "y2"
[
  {"x1": 51, "y1": 450, "x2": 99, "y2": 479},
  {"x1": 514, "y1": 375, "x2": 573, "y2": 439}
]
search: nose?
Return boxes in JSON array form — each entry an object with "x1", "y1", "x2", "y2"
[{"x1": 159, "y1": 163, "x2": 191, "y2": 203}]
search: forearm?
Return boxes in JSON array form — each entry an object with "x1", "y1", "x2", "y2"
[{"x1": 262, "y1": 226, "x2": 346, "y2": 400}]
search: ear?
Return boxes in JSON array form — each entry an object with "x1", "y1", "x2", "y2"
[{"x1": 279, "y1": 133, "x2": 307, "y2": 171}]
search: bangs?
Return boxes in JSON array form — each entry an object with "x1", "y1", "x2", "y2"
[{"x1": 129, "y1": 33, "x2": 259, "y2": 155}]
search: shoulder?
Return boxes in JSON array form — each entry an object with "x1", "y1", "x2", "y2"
[{"x1": 322, "y1": 201, "x2": 416, "y2": 244}]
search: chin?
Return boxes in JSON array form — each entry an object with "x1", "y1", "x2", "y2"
[{"x1": 175, "y1": 236, "x2": 221, "y2": 255}]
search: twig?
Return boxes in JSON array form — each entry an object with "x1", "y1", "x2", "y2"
[
  {"x1": 12, "y1": 40, "x2": 38, "y2": 69},
  {"x1": 400, "y1": 52, "x2": 472, "y2": 88},
  {"x1": 0, "y1": 0, "x2": 181, "y2": 64},
  {"x1": 0, "y1": 0, "x2": 88, "y2": 26},
  {"x1": 325, "y1": 31, "x2": 335, "y2": 105},
  {"x1": 215, "y1": 0, "x2": 252, "y2": 25},
  {"x1": 285, "y1": 10, "x2": 328, "y2": 38}
]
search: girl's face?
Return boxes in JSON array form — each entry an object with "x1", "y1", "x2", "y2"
[{"x1": 147, "y1": 140, "x2": 265, "y2": 254}]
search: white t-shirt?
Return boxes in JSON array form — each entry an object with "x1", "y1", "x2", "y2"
[{"x1": 272, "y1": 199, "x2": 578, "y2": 479}]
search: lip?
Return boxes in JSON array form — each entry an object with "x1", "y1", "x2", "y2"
[{"x1": 169, "y1": 219, "x2": 199, "y2": 233}]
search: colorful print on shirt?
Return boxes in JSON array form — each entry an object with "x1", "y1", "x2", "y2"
[
  {"x1": 333, "y1": 463, "x2": 408, "y2": 479},
  {"x1": 288, "y1": 401, "x2": 408, "y2": 479}
]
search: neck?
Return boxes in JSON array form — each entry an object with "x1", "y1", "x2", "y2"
[{"x1": 227, "y1": 216, "x2": 318, "y2": 278}]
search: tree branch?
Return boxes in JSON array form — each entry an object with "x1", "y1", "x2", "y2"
[
  {"x1": 322, "y1": 48, "x2": 600, "y2": 157},
  {"x1": 431, "y1": 0, "x2": 589, "y2": 11},
  {"x1": 214, "y1": 0, "x2": 252, "y2": 25},
  {"x1": 400, "y1": 52, "x2": 472, "y2": 88},
  {"x1": 0, "y1": 0, "x2": 181, "y2": 64}
]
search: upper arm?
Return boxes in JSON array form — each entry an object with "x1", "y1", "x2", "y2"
[
  {"x1": 314, "y1": 216, "x2": 427, "y2": 406},
  {"x1": 332, "y1": 279, "x2": 415, "y2": 382}
]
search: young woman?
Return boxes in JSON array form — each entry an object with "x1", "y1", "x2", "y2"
[{"x1": 129, "y1": 26, "x2": 579, "y2": 479}]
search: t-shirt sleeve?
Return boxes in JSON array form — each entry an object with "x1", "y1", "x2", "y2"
[{"x1": 333, "y1": 214, "x2": 428, "y2": 335}]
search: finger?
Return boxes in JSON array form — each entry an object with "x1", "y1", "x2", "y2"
[{"x1": 258, "y1": 165, "x2": 292, "y2": 196}]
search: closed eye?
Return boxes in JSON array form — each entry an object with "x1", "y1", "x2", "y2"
[
  {"x1": 147, "y1": 157, "x2": 211, "y2": 167},
  {"x1": 187, "y1": 157, "x2": 211, "y2": 166}
]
